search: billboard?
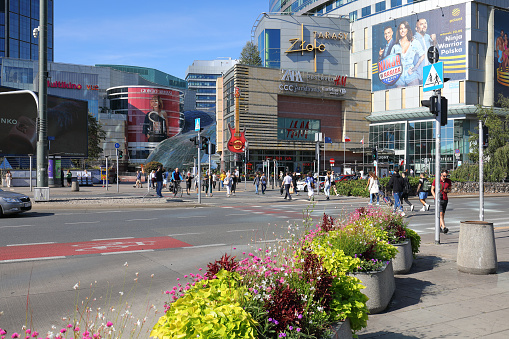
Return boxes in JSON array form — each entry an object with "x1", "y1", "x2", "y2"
[
  {"x1": 494, "y1": 10, "x2": 509, "y2": 100},
  {"x1": 127, "y1": 87, "x2": 182, "y2": 144},
  {"x1": 0, "y1": 89, "x2": 88, "y2": 157},
  {"x1": 371, "y1": 3, "x2": 466, "y2": 92}
]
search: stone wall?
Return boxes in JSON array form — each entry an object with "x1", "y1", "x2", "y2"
[{"x1": 451, "y1": 182, "x2": 509, "y2": 194}]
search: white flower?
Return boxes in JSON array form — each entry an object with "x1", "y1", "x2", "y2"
[
  {"x1": 73, "y1": 283, "x2": 79, "y2": 290},
  {"x1": 124, "y1": 262, "x2": 128, "y2": 267},
  {"x1": 317, "y1": 306, "x2": 324, "y2": 312},
  {"x1": 119, "y1": 291, "x2": 124, "y2": 296}
]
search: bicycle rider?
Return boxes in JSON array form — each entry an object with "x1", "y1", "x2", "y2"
[{"x1": 171, "y1": 167, "x2": 183, "y2": 196}]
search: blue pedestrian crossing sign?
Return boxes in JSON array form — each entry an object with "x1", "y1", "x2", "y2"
[
  {"x1": 423, "y1": 62, "x2": 444, "y2": 92},
  {"x1": 195, "y1": 118, "x2": 200, "y2": 131}
]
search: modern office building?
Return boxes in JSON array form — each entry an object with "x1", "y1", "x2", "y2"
[
  {"x1": 262, "y1": 0, "x2": 509, "y2": 175},
  {"x1": 0, "y1": 0, "x2": 54, "y2": 66},
  {"x1": 186, "y1": 58, "x2": 238, "y2": 111}
]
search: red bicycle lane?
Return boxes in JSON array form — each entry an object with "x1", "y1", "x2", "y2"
[{"x1": 0, "y1": 236, "x2": 192, "y2": 262}]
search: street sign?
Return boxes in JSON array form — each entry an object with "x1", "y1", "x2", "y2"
[
  {"x1": 423, "y1": 62, "x2": 444, "y2": 92},
  {"x1": 455, "y1": 149, "x2": 460, "y2": 154},
  {"x1": 427, "y1": 46, "x2": 439, "y2": 64},
  {"x1": 114, "y1": 143, "x2": 120, "y2": 148},
  {"x1": 330, "y1": 158, "x2": 335, "y2": 165},
  {"x1": 373, "y1": 160, "x2": 377, "y2": 167},
  {"x1": 195, "y1": 118, "x2": 201, "y2": 131}
]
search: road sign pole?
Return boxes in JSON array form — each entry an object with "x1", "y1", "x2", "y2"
[
  {"x1": 435, "y1": 89, "x2": 442, "y2": 244},
  {"x1": 198, "y1": 129, "x2": 201, "y2": 204},
  {"x1": 479, "y1": 119, "x2": 484, "y2": 221},
  {"x1": 116, "y1": 151, "x2": 119, "y2": 193}
]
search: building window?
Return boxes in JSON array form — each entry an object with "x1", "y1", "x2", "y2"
[
  {"x1": 349, "y1": 10, "x2": 357, "y2": 23},
  {"x1": 364, "y1": 27, "x2": 368, "y2": 50},
  {"x1": 362, "y1": 6, "x2": 371, "y2": 17},
  {"x1": 336, "y1": 0, "x2": 343, "y2": 6},
  {"x1": 401, "y1": 88, "x2": 406, "y2": 109},
  {"x1": 259, "y1": 29, "x2": 280, "y2": 69},
  {"x1": 354, "y1": 63, "x2": 358, "y2": 77},
  {"x1": 391, "y1": 0, "x2": 402, "y2": 8},
  {"x1": 375, "y1": 1, "x2": 386, "y2": 12},
  {"x1": 367, "y1": 59, "x2": 372, "y2": 79}
]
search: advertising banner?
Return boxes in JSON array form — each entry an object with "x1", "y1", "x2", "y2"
[
  {"x1": 494, "y1": 10, "x2": 509, "y2": 99},
  {"x1": 127, "y1": 87, "x2": 182, "y2": 144},
  {"x1": 371, "y1": 3, "x2": 466, "y2": 92},
  {"x1": 0, "y1": 90, "x2": 88, "y2": 157}
]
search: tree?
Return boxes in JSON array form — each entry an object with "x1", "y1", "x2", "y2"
[
  {"x1": 88, "y1": 113, "x2": 106, "y2": 160},
  {"x1": 239, "y1": 41, "x2": 262, "y2": 66}
]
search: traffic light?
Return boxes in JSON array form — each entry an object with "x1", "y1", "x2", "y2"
[
  {"x1": 210, "y1": 143, "x2": 216, "y2": 154},
  {"x1": 482, "y1": 125, "x2": 489, "y2": 149},
  {"x1": 372, "y1": 147, "x2": 377, "y2": 160},
  {"x1": 201, "y1": 136, "x2": 208, "y2": 152},
  {"x1": 440, "y1": 97, "x2": 448, "y2": 126},
  {"x1": 421, "y1": 95, "x2": 438, "y2": 115},
  {"x1": 118, "y1": 150, "x2": 123, "y2": 159},
  {"x1": 189, "y1": 136, "x2": 198, "y2": 146}
]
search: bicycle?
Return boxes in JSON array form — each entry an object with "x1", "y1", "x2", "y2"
[{"x1": 170, "y1": 180, "x2": 183, "y2": 198}]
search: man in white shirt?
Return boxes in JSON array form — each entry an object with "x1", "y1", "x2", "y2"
[{"x1": 282, "y1": 172, "x2": 293, "y2": 200}]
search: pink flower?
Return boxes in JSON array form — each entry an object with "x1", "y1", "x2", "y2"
[
  {"x1": 106, "y1": 321, "x2": 113, "y2": 327},
  {"x1": 11, "y1": 334, "x2": 19, "y2": 339},
  {"x1": 59, "y1": 329, "x2": 66, "y2": 334},
  {"x1": 74, "y1": 327, "x2": 79, "y2": 332}
]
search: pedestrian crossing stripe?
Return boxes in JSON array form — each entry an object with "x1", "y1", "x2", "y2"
[{"x1": 423, "y1": 62, "x2": 444, "y2": 92}]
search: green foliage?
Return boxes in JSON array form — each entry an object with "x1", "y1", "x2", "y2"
[
  {"x1": 485, "y1": 144, "x2": 509, "y2": 182},
  {"x1": 329, "y1": 276, "x2": 369, "y2": 332},
  {"x1": 450, "y1": 163, "x2": 478, "y2": 181},
  {"x1": 144, "y1": 161, "x2": 163, "y2": 173},
  {"x1": 335, "y1": 180, "x2": 369, "y2": 197},
  {"x1": 151, "y1": 270, "x2": 257, "y2": 339},
  {"x1": 405, "y1": 227, "x2": 421, "y2": 257},
  {"x1": 87, "y1": 113, "x2": 106, "y2": 160},
  {"x1": 239, "y1": 41, "x2": 262, "y2": 66}
]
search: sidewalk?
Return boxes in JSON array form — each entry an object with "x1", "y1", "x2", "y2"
[{"x1": 358, "y1": 229, "x2": 509, "y2": 339}]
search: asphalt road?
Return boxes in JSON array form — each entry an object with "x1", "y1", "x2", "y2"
[{"x1": 0, "y1": 189, "x2": 507, "y2": 337}]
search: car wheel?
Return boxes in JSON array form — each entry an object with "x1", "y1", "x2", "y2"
[{"x1": 0, "y1": 206, "x2": 3, "y2": 217}]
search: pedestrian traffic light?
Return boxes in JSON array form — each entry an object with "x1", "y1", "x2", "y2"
[
  {"x1": 201, "y1": 136, "x2": 208, "y2": 151},
  {"x1": 118, "y1": 150, "x2": 123, "y2": 159},
  {"x1": 372, "y1": 147, "x2": 377, "y2": 160},
  {"x1": 421, "y1": 95, "x2": 438, "y2": 115},
  {"x1": 440, "y1": 97, "x2": 448, "y2": 126},
  {"x1": 482, "y1": 125, "x2": 489, "y2": 148}
]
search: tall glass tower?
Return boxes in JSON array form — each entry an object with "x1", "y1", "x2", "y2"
[{"x1": 0, "y1": 0, "x2": 54, "y2": 63}]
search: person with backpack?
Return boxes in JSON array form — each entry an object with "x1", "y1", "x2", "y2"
[
  {"x1": 416, "y1": 172, "x2": 431, "y2": 211},
  {"x1": 401, "y1": 172, "x2": 414, "y2": 212},
  {"x1": 388, "y1": 167, "x2": 405, "y2": 216}
]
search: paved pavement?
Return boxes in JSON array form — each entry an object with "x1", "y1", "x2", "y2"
[{"x1": 3, "y1": 183, "x2": 509, "y2": 338}]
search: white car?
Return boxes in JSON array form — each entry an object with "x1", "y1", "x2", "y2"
[{"x1": 296, "y1": 176, "x2": 326, "y2": 192}]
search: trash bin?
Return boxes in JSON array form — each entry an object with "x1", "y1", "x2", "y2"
[
  {"x1": 71, "y1": 177, "x2": 80, "y2": 192},
  {"x1": 457, "y1": 221, "x2": 497, "y2": 274}
]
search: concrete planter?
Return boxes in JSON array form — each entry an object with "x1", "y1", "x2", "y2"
[
  {"x1": 328, "y1": 318, "x2": 353, "y2": 339},
  {"x1": 457, "y1": 221, "x2": 497, "y2": 274},
  {"x1": 392, "y1": 240, "x2": 413, "y2": 274},
  {"x1": 349, "y1": 261, "x2": 395, "y2": 314}
]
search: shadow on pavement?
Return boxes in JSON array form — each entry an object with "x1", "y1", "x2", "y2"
[
  {"x1": 496, "y1": 261, "x2": 509, "y2": 274},
  {"x1": 4, "y1": 211, "x2": 55, "y2": 218},
  {"x1": 359, "y1": 331, "x2": 420, "y2": 338},
  {"x1": 408, "y1": 255, "x2": 445, "y2": 273}
]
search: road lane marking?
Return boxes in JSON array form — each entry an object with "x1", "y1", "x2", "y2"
[
  {"x1": 65, "y1": 221, "x2": 100, "y2": 225},
  {"x1": 0, "y1": 225, "x2": 34, "y2": 229},
  {"x1": 168, "y1": 233, "x2": 202, "y2": 236},
  {"x1": 177, "y1": 215, "x2": 206, "y2": 218},
  {"x1": 226, "y1": 213, "x2": 249, "y2": 216},
  {"x1": 0, "y1": 256, "x2": 66, "y2": 264},
  {"x1": 126, "y1": 218, "x2": 158, "y2": 221},
  {"x1": 7, "y1": 242, "x2": 56, "y2": 246},
  {"x1": 101, "y1": 249, "x2": 154, "y2": 255},
  {"x1": 92, "y1": 237, "x2": 134, "y2": 241},
  {"x1": 185, "y1": 244, "x2": 226, "y2": 249},
  {"x1": 227, "y1": 229, "x2": 258, "y2": 233}
]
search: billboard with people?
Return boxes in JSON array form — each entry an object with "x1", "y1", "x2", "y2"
[
  {"x1": 0, "y1": 89, "x2": 88, "y2": 157},
  {"x1": 126, "y1": 87, "x2": 182, "y2": 144},
  {"x1": 495, "y1": 10, "x2": 509, "y2": 100},
  {"x1": 371, "y1": 3, "x2": 466, "y2": 92}
]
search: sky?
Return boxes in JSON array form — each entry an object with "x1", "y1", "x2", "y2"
[{"x1": 54, "y1": 1, "x2": 267, "y2": 80}]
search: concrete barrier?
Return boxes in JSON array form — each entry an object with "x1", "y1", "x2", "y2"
[
  {"x1": 457, "y1": 221, "x2": 497, "y2": 274},
  {"x1": 71, "y1": 181, "x2": 80, "y2": 192},
  {"x1": 393, "y1": 240, "x2": 413, "y2": 274}
]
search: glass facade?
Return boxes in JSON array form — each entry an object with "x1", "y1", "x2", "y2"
[
  {"x1": 2, "y1": 0, "x2": 54, "y2": 63},
  {"x1": 258, "y1": 28, "x2": 280, "y2": 69},
  {"x1": 369, "y1": 119, "x2": 476, "y2": 174}
]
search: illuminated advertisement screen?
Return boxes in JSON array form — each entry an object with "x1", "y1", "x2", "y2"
[
  {"x1": 494, "y1": 10, "x2": 509, "y2": 99},
  {"x1": 0, "y1": 89, "x2": 88, "y2": 157},
  {"x1": 127, "y1": 87, "x2": 182, "y2": 143},
  {"x1": 371, "y1": 3, "x2": 466, "y2": 92}
]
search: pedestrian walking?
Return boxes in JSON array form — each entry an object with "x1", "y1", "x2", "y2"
[
  {"x1": 305, "y1": 172, "x2": 315, "y2": 201},
  {"x1": 330, "y1": 171, "x2": 338, "y2": 196},
  {"x1": 185, "y1": 172, "x2": 193, "y2": 195},
  {"x1": 324, "y1": 171, "x2": 332, "y2": 200},
  {"x1": 5, "y1": 170, "x2": 12, "y2": 188},
  {"x1": 231, "y1": 173, "x2": 237, "y2": 195},
  {"x1": 212, "y1": 172, "x2": 217, "y2": 189},
  {"x1": 224, "y1": 172, "x2": 232, "y2": 197},
  {"x1": 416, "y1": 173, "x2": 431, "y2": 211},
  {"x1": 134, "y1": 170, "x2": 143, "y2": 188},
  {"x1": 155, "y1": 166, "x2": 164, "y2": 197},
  {"x1": 367, "y1": 171, "x2": 380, "y2": 205},
  {"x1": 149, "y1": 170, "x2": 156, "y2": 189},
  {"x1": 66, "y1": 169, "x2": 72, "y2": 187},
  {"x1": 401, "y1": 172, "x2": 414, "y2": 212},
  {"x1": 282, "y1": 172, "x2": 293, "y2": 200},
  {"x1": 388, "y1": 167, "x2": 405, "y2": 216},
  {"x1": 220, "y1": 171, "x2": 226, "y2": 189},
  {"x1": 260, "y1": 173, "x2": 267, "y2": 194},
  {"x1": 162, "y1": 169, "x2": 169, "y2": 189},
  {"x1": 253, "y1": 173, "x2": 260, "y2": 194},
  {"x1": 431, "y1": 169, "x2": 452, "y2": 234},
  {"x1": 291, "y1": 172, "x2": 300, "y2": 196}
]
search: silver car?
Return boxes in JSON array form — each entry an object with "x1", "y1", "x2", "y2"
[{"x1": 0, "y1": 188, "x2": 32, "y2": 216}]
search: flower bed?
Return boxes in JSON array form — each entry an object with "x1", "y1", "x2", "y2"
[{"x1": 152, "y1": 206, "x2": 421, "y2": 338}]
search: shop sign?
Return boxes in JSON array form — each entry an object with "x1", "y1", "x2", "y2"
[
  {"x1": 278, "y1": 83, "x2": 346, "y2": 96},
  {"x1": 47, "y1": 80, "x2": 82, "y2": 90}
]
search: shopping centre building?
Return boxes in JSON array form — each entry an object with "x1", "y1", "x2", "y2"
[{"x1": 242, "y1": 0, "x2": 509, "y2": 176}]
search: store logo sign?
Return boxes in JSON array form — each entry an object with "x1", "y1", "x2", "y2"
[
  {"x1": 377, "y1": 54, "x2": 402, "y2": 86},
  {"x1": 47, "y1": 80, "x2": 82, "y2": 90},
  {"x1": 281, "y1": 69, "x2": 303, "y2": 83}
]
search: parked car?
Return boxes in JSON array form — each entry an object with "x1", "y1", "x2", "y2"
[
  {"x1": 0, "y1": 188, "x2": 32, "y2": 216},
  {"x1": 296, "y1": 176, "x2": 326, "y2": 192},
  {"x1": 335, "y1": 174, "x2": 355, "y2": 182}
]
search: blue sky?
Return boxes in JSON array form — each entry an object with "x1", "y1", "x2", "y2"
[{"x1": 54, "y1": 1, "x2": 267, "y2": 80}]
